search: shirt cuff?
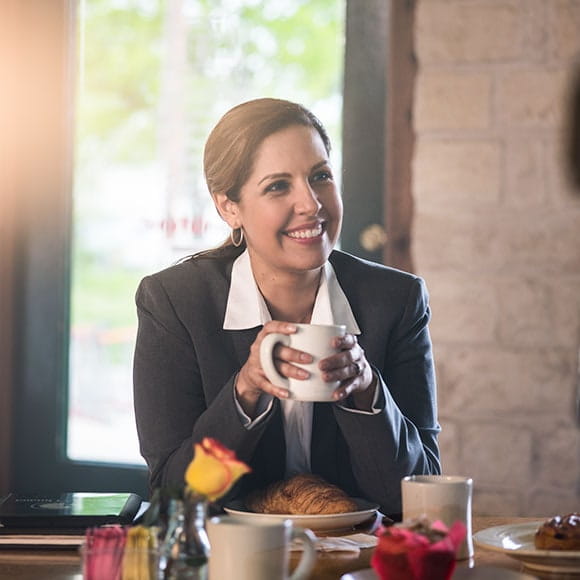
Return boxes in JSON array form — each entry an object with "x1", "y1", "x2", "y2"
[
  {"x1": 336, "y1": 372, "x2": 385, "y2": 415},
  {"x1": 233, "y1": 379, "x2": 274, "y2": 428}
]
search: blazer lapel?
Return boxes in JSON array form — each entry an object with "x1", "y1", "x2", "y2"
[{"x1": 229, "y1": 327, "x2": 261, "y2": 368}]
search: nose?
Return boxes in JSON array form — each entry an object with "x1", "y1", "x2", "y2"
[{"x1": 294, "y1": 180, "x2": 322, "y2": 215}]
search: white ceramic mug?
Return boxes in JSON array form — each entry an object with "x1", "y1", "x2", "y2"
[
  {"x1": 207, "y1": 516, "x2": 317, "y2": 580},
  {"x1": 401, "y1": 475, "x2": 474, "y2": 560},
  {"x1": 259, "y1": 323, "x2": 346, "y2": 402}
]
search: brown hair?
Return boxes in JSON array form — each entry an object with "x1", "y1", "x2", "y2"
[{"x1": 204, "y1": 98, "x2": 332, "y2": 239}]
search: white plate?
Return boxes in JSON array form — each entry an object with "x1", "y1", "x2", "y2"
[
  {"x1": 473, "y1": 520, "x2": 580, "y2": 573},
  {"x1": 223, "y1": 498, "x2": 379, "y2": 532}
]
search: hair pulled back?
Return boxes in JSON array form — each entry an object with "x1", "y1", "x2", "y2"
[{"x1": 203, "y1": 98, "x2": 331, "y2": 204}]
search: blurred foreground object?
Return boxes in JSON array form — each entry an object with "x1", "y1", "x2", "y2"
[
  {"x1": 371, "y1": 518, "x2": 466, "y2": 580},
  {"x1": 184, "y1": 437, "x2": 251, "y2": 502}
]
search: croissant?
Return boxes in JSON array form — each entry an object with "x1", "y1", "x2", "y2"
[{"x1": 245, "y1": 473, "x2": 358, "y2": 515}]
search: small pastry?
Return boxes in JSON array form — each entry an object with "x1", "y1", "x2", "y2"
[{"x1": 534, "y1": 513, "x2": 580, "y2": 551}]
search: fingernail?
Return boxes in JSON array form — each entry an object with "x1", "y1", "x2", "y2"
[
  {"x1": 299, "y1": 353, "x2": 312, "y2": 362},
  {"x1": 286, "y1": 324, "x2": 297, "y2": 332},
  {"x1": 297, "y1": 369, "x2": 309, "y2": 379}
]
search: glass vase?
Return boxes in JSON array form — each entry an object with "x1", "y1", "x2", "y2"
[{"x1": 159, "y1": 491, "x2": 210, "y2": 580}]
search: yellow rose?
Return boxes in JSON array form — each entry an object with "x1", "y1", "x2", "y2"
[{"x1": 184, "y1": 438, "x2": 251, "y2": 502}]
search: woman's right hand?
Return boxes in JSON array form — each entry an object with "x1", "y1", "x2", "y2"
[{"x1": 235, "y1": 320, "x2": 312, "y2": 416}]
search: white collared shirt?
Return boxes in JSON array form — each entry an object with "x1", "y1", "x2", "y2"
[{"x1": 223, "y1": 249, "x2": 362, "y2": 477}]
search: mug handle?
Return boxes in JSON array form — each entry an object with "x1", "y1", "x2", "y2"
[
  {"x1": 288, "y1": 527, "x2": 317, "y2": 580},
  {"x1": 259, "y1": 333, "x2": 291, "y2": 390}
]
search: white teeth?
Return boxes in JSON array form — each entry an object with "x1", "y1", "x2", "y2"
[{"x1": 286, "y1": 225, "x2": 323, "y2": 239}]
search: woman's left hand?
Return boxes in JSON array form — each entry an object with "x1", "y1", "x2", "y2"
[{"x1": 319, "y1": 333, "x2": 377, "y2": 407}]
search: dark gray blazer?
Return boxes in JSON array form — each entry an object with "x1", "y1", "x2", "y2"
[{"x1": 133, "y1": 246, "x2": 441, "y2": 516}]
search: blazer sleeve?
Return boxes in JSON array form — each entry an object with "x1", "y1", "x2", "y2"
[
  {"x1": 133, "y1": 274, "x2": 272, "y2": 492},
  {"x1": 332, "y1": 276, "x2": 441, "y2": 516}
]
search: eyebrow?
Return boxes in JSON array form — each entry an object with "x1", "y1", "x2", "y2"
[{"x1": 257, "y1": 160, "x2": 329, "y2": 185}]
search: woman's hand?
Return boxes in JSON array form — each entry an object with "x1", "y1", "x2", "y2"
[
  {"x1": 319, "y1": 333, "x2": 377, "y2": 409},
  {"x1": 235, "y1": 320, "x2": 313, "y2": 416}
]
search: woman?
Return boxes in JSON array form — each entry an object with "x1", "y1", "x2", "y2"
[{"x1": 133, "y1": 98, "x2": 441, "y2": 517}]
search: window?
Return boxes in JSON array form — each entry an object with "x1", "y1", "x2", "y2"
[{"x1": 69, "y1": 0, "x2": 346, "y2": 468}]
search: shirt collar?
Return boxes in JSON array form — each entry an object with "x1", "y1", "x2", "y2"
[{"x1": 223, "y1": 249, "x2": 360, "y2": 334}]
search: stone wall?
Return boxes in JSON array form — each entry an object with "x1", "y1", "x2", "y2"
[{"x1": 413, "y1": 0, "x2": 580, "y2": 516}]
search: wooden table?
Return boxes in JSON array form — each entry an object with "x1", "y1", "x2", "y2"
[
  {"x1": 292, "y1": 516, "x2": 537, "y2": 580},
  {"x1": 303, "y1": 516, "x2": 579, "y2": 580},
  {"x1": 0, "y1": 516, "x2": 576, "y2": 579}
]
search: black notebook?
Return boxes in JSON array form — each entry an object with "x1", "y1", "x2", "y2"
[{"x1": 0, "y1": 492, "x2": 142, "y2": 530}]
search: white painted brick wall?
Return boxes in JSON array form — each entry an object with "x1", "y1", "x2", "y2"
[{"x1": 414, "y1": 0, "x2": 580, "y2": 516}]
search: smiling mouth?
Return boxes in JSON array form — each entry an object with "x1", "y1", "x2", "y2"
[{"x1": 285, "y1": 223, "x2": 324, "y2": 239}]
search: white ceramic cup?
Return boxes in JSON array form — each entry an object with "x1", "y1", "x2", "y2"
[
  {"x1": 207, "y1": 516, "x2": 317, "y2": 580},
  {"x1": 401, "y1": 475, "x2": 474, "y2": 560},
  {"x1": 259, "y1": 323, "x2": 346, "y2": 402}
]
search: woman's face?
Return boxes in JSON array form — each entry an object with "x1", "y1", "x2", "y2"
[{"x1": 231, "y1": 125, "x2": 343, "y2": 279}]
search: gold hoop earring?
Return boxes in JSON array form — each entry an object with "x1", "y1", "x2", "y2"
[{"x1": 231, "y1": 228, "x2": 244, "y2": 247}]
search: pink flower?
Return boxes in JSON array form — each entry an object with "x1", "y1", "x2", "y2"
[{"x1": 371, "y1": 520, "x2": 466, "y2": 580}]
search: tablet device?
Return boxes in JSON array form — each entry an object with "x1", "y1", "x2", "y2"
[{"x1": 0, "y1": 492, "x2": 142, "y2": 529}]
